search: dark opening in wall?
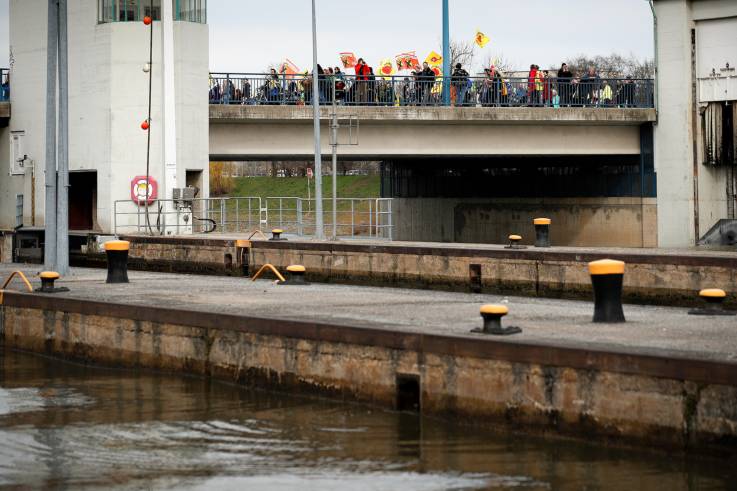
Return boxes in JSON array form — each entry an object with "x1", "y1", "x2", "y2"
[
  {"x1": 380, "y1": 155, "x2": 656, "y2": 199},
  {"x1": 396, "y1": 374, "x2": 421, "y2": 412},
  {"x1": 224, "y1": 253, "x2": 233, "y2": 269},
  {"x1": 469, "y1": 264, "x2": 482, "y2": 293}
]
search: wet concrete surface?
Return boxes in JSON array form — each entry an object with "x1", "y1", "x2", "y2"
[
  {"x1": 3, "y1": 264, "x2": 737, "y2": 364},
  {"x1": 1, "y1": 348, "x2": 734, "y2": 491}
]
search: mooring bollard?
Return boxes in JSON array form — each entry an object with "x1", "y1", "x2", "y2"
[
  {"x1": 285, "y1": 265, "x2": 308, "y2": 285},
  {"x1": 506, "y1": 234, "x2": 525, "y2": 249},
  {"x1": 534, "y1": 218, "x2": 551, "y2": 248},
  {"x1": 589, "y1": 259, "x2": 625, "y2": 323},
  {"x1": 104, "y1": 240, "x2": 130, "y2": 284},
  {"x1": 688, "y1": 289, "x2": 735, "y2": 316},
  {"x1": 39, "y1": 272, "x2": 60, "y2": 293},
  {"x1": 472, "y1": 304, "x2": 522, "y2": 335},
  {"x1": 270, "y1": 229, "x2": 287, "y2": 241},
  {"x1": 236, "y1": 239, "x2": 251, "y2": 276}
]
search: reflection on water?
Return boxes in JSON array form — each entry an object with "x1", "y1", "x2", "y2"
[{"x1": 0, "y1": 349, "x2": 733, "y2": 490}]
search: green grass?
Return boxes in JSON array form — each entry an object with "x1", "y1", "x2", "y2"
[{"x1": 227, "y1": 175, "x2": 380, "y2": 200}]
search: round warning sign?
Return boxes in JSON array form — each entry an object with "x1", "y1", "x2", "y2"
[{"x1": 131, "y1": 176, "x2": 158, "y2": 205}]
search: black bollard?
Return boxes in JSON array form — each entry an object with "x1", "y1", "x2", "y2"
[
  {"x1": 39, "y1": 271, "x2": 60, "y2": 293},
  {"x1": 270, "y1": 229, "x2": 287, "y2": 241},
  {"x1": 104, "y1": 240, "x2": 130, "y2": 284},
  {"x1": 236, "y1": 239, "x2": 251, "y2": 276},
  {"x1": 688, "y1": 289, "x2": 735, "y2": 316},
  {"x1": 534, "y1": 218, "x2": 551, "y2": 248},
  {"x1": 285, "y1": 265, "x2": 308, "y2": 285},
  {"x1": 472, "y1": 304, "x2": 522, "y2": 335},
  {"x1": 589, "y1": 259, "x2": 625, "y2": 323}
]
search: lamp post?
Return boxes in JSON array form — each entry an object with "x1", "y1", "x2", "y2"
[
  {"x1": 312, "y1": 0, "x2": 324, "y2": 239},
  {"x1": 44, "y1": 0, "x2": 58, "y2": 271},
  {"x1": 442, "y1": 0, "x2": 450, "y2": 106}
]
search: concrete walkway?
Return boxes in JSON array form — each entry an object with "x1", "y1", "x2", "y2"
[{"x1": 3, "y1": 264, "x2": 736, "y2": 365}]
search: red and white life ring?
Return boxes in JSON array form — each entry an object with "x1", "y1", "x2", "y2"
[{"x1": 131, "y1": 175, "x2": 158, "y2": 205}]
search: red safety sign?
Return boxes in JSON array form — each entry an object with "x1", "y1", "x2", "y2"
[{"x1": 131, "y1": 175, "x2": 158, "y2": 205}]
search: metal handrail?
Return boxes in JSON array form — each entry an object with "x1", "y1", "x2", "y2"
[
  {"x1": 208, "y1": 72, "x2": 655, "y2": 109},
  {"x1": 113, "y1": 196, "x2": 394, "y2": 240}
]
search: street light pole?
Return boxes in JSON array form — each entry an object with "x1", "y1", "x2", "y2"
[
  {"x1": 44, "y1": 0, "x2": 58, "y2": 271},
  {"x1": 311, "y1": 0, "x2": 324, "y2": 239},
  {"x1": 442, "y1": 0, "x2": 451, "y2": 106}
]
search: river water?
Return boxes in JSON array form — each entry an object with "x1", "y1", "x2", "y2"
[{"x1": 0, "y1": 349, "x2": 733, "y2": 490}]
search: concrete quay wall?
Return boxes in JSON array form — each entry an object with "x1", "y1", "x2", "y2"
[
  {"x1": 108, "y1": 236, "x2": 737, "y2": 308},
  {"x1": 1, "y1": 292, "x2": 735, "y2": 454}
]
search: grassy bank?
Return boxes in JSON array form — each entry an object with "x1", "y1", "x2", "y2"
[{"x1": 227, "y1": 175, "x2": 380, "y2": 199}]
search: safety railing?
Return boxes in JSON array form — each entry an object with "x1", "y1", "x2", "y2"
[
  {"x1": 0, "y1": 68, "x2": 9, "y2": 102},
  {"x1": 114, "y1": 197, "x2": 262, "y2": 235},
  {"x1": 209, "y1": 73, "x2": 655, "y2": 109},
  {"x1": 263, "y1": 197, "x2": 393, "y2": 240},
  {"x1": 114, "y1": 196, "x2": 393, "y2": 240}
]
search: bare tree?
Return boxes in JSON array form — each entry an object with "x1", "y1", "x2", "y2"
[
  {"x1": 563, "y1": 53, "x2": 655, "y2": 79},
  {"x1": 449, "y1": 40, "x2": 475, "y2": 70},
  {"x1": 480, "y1": 53, "x2": 513, "y2": 74}
]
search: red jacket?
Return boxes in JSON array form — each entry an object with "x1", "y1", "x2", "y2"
[
  {"x1": 527, "y1": 68, "x2": 537, "y2": 93},
  {"x1": 355, "y1": 63, "x2": 370, "y2": 81}
]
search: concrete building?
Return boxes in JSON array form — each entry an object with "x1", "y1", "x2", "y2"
[
  {"x1": 653, "y1": 0, "x2": 737, "y2": 246},
  {"x1": 0, "y1": 0, "x2": 209, "y2": 237}
]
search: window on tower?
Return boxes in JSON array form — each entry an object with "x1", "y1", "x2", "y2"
[{"x1": 97, "y1": 0, "x2": 206, "y2": 24}]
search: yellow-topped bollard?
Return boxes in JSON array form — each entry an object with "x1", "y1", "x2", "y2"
[
  {"x1": 270, "y1": 229, "x2": 287, "y2": 241},
  {"x1": 588, "y1": 259, "x2": 625, "y2": 323},
  {"x1": 472, "y1": 304, "x2": 522, "y2": 335},
  {"x1": 534, "y1": 218, "x2": 551, "y2": 248},
  {"x1": 506, "y1": 234, "x2": 525, "y2": 250},
  {"x1": 104, "y1": 240, "x2": 130, "y2": 284},
  {"x1": 689, "y1": 288, "x2": 735, "y2": 316},
  {"x1": 39, "y1": 271, "x2": 60, "y2": 293},
  {"x1": 285, "y1": 265, "x2": 308, "y2": 285}
]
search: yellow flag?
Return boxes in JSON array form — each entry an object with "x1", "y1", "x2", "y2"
[
  {"x1": 425, "y1": 51, "x2": 443, "y2": 67},
  {"x1": 475, "y1": 30, "x2": 490, "y2": 48},
  {"x1": 378, "y1": 58, "x2": 396, "y2": 79}
]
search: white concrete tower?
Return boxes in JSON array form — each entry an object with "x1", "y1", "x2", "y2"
[{"x1": 0, "y1": 0, "x2": 209, "y2": 234}]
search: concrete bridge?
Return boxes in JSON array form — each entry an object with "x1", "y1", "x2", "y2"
[
  {"x1": 209, "y1": 105, "x2": 656, "y2": 161},
  {"x1": 209, "y1": 104, "x2": 658, "y2": 248}
]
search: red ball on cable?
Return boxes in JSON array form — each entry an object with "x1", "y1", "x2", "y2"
[
  {"x1": 141, "y1": 120, "x2": 150, "y2": 131},
  {"x1": 143, "y1": 16, "x2": 152, "y2": 25}
]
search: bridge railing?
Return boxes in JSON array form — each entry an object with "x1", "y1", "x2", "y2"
[
  {"x1": 114, "y1": 196, "x2": 393, "y2": 240},
  {"x1": 0, "y1": 68, "x2": 9, "y2": 101},
  {"x1": 209, "y1": 72, "x2": 654, "y2": 108}
]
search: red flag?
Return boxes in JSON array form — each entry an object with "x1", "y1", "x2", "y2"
[
  {"x1": 395, "y1": 51, "x2": 420, "y2": 71},
  {"x1": 340, "y1": 52, "x2": 357, "y2": 69}
]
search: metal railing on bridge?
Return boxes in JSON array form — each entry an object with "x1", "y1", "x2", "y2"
[
  {"x1": 114, "y1": 196, "x2": 393, "y2": 240},
  {"x1": 209, "y1": 72, "x2": 654, "y2": 109}
]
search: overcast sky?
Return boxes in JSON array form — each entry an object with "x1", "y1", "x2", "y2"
[{"x1": 0, "y1": 0, "x2": 654, "y2": 72}]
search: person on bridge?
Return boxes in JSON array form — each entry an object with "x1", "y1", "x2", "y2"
[
  {"x1": 418, "y1": 62, "x2": 435, "y2": 105},
  {"x1": 368, "y1": 66, "x2": 377, "y2": 104},
  {"x1": 355, "y1": 58, "x2": 370, "y2": 103},
  {"x1": 557, "y1": 63, "x2": 573, "y2": 106},
  {"x1": 334, "y1": 67, "x2": 346, "y2": 103},
  {"x1": 581, "y1": 66, "x2": 600, "y2": 107},
  {"x1": 452, "y1": 63, "x2": 470, "y2": 106},
  {"x1": 527, "y1": 64, "x2": 538, "y2": 106}
]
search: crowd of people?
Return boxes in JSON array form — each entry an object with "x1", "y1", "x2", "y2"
[{"x1": 209, "y1": 60, "x2": 650, "y2": 108}]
